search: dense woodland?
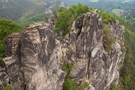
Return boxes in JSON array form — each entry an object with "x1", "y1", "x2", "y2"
[
  {"x1": 0, "y1": 1, "x2": 135, "y2": 90},
  {"x1": 61, "y1": 0, "x2": 135, "y2": 23},
  {"x1": 0, "y1": 0, "x2": 62, "y2": 29}
]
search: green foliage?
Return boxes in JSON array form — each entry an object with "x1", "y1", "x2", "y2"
[
  {"x1": 63, "y1": 78, "x2": 77, "y2": 90},
  {"x1": 0, "y1": 84, "x2": 12, "y2": 90},
  {"x1": 55, "y1": 3, "x2": 93, "y2": 36},
  {"x1": 110, "y1": 84, "x2": 116, "y2": 90},
  {"x1": 98, "y1": 11, "x2": 116, "y2": 24},
  {"x1": 86, "y1": 20, "x2": 90, "y2": 25},
  {"x1": 112, "y1": 9, "x2": 124, "y2": 15},
  {"x1": 103, "y1": 65, "x2": 107, "y2": 69},
  {"x1": 56, "y1": 7, "x2": 72, "y2": 36},
  {"x1": 62, "y1": 62, "x2": 89, "y2": 90},
  {"x1": 0, "y1": 18, "x2": 20, "y2": 64},
  {"x1": 103, "y1": 25, "x2": 115, "y2": 53},
  {"x1": 124, "y1": 75, "x2": 130, "y2": 85},
  {"x1": 79, "y1": 82, "x2": 89, "y2": 90},
  {"x1": 118, "y1": 22, "x2": 135, "y2": 90},
  {"x1": 62, "y1": 63, "x2": 73, "y2": 73},
  {"x1": 63, "y1": 78, "x2": 89, "y2": 90},
  {"x1": 53, "y1": 10, "x2": 58, "y2": 19},
  {"x1": 62, "y1": 62, "x2": 76, "y2": 90}
]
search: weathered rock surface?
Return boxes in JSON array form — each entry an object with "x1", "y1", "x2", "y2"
[
  {"x1": 0, "y1": 21, "x2": 65, "y2": 90},
  {"x1": 68, "y1": 10, "x2": 125, "y2": 90},
  {"x1": 0, "y1": 10, "x2": 125, "y2": 90}
]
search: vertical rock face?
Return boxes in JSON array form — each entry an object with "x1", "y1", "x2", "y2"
[
  {"x1": 0, "y1": 22, "x2": 65, "y2": 90},
  {"x1": 68, "y1": 10, "x2": 124, "y2": 90},
  {"x1": 0, "y1": 10, "x2": 125, "y2": 90}
]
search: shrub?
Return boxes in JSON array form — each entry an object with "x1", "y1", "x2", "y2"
[
  {"x1": 79, "y1": 82, "x2": 89, "y2": 90},
  {"x1": 98, "y1": 11, "x2": 115, "y2": 24},
  {"x1": 63, "y1": 78, "x2": 77, "y2": 90}
]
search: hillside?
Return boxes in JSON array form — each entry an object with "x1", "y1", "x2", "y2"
[
  {"x1": 61, "y1": 0, "x2": 135, "y2": 23},
  {"x1": 0, "y1": 0, "x2": 68, "y2": 28}
]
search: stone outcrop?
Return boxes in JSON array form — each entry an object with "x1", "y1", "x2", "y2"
[
  {"x1": 0, "y1": 10, "x2": 125, "y2": 90},
  {"x1": 68, "y1": 10, "x2": 125, "y2": 90},
  {"x1": 0, "y1": 21, "x2": 65, "y2": 90}
]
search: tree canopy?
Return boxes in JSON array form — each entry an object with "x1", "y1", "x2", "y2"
[
  {"x1": 55, "y1": 3, "x2": 92, "y2": 36},
  {"x1": 0, "y1": 18, "x2": 20, "y2": 64}
]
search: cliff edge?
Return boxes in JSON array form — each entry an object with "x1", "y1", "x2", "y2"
[{"x1": 0, "y1": 10, "x2": 125, "y2": 90}]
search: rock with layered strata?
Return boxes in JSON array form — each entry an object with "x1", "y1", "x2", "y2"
[{"x1": 68, "y1": 10, "x2": 124, "y2": 90}]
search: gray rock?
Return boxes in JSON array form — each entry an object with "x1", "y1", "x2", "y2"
[
  {"x1": 68, "y1": 11, "x2": 125, "y2": 90},
  {"x1": 0, "y1": 11, "x2": 125, "y2": 90},
  {"x1": 1, "y1": 22, "x2": 65, "y2": 90}
]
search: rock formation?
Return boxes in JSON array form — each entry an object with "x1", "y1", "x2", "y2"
[
  {"x1": 68, "y1": 10, "x2": 124, "y2": 90},
  {"x1": 0, "y1": 10, "x2": 125, "y2": 90},
  {"x1": 0, "y1": 21, "x2": 65, "y2": 90}
]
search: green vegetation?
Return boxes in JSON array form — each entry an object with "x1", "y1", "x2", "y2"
[
  {"x1": 110, "y1": 84, "x2": 116, "y2": 90},
  {"x1": 62, "y1": 62, "x2": 89, "y2": 90},
  {"x1": 0, "y1": 84, "x2": 12, "y2": 90},
  {"x1": 103, "y1": 65, "x2": 107, "y2": 69},
  {"x1": 98, "y1": 11, "x2": 116, "y2": 24},
  {"x1": 79, "y1": 82, "x2": 89, "y2": 90},
  {"x1": 0, "y1": 18, "x2": 20, "y2": 64},
  {"x1": 119, "y1": 28, "x2": 135, "y2": 90},
  {"x1": 1, "y1": 2, "x2": 135, "y2": 90},
  {"x1": 63, "y1": 77, "x2": 77, "y2": 90},
  {"x1": 55, "y1": 3, "x2": 92, "y2": 36},
  {"x1": 62, "y1": 0, "x2": 135, "y2": 22},
  {"x1": 98, "y1": 13, "x2": 135, "y2": 89},
  {"x1": 103, "y1": 25, "x2": 115, "y2": 53},
  {"x1": 62, "y1": 63, "x2": 73, "y2": 73},
  {"x1": 63, "y1": 77, "x2": 89, "y2": 90},
  {"x1": 86, "y1": 20, "x2": 90, "y2": 25},
  {"x1": 115, "y1": 16, "x2": 135, "y2": 90},
  {"x1": 112, "y1": 9, "x2": 124, "y2": 15}
]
